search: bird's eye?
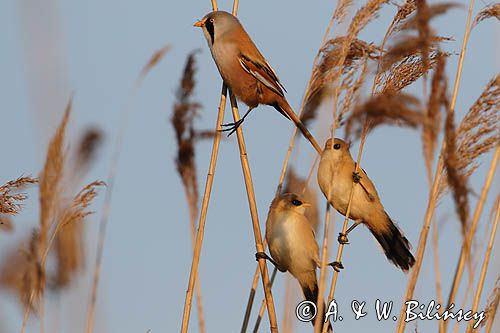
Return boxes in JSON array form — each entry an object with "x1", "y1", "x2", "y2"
[
  {"x1": 292, "y1": 199, "x2": 302, "y2": 206},
  {"x1": 333, "y1": 143, "x2": 341, "y2": 150},
  {"x1": 210, "y1": 18, "x2": 214, "y2": 22}
]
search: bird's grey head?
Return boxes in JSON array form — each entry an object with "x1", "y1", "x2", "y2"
[
  {"x1": 194, "y1": 11, "x2": 240, "y2": 45},
  {"x1": 271, "y1": 193, "x2": 310, "y2": 215}
]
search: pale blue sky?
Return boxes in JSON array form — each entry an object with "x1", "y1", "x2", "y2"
[{"x1": 0, "y1": 0, "x2": 498, "y2": 332}]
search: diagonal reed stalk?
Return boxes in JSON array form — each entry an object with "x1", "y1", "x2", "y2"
[
  {"x1": 180, "y1": 85, "x2": 226, "y2": 332},
  {"x1": 444, "y1": 144, "x2": 499, "y2": 331},
  {"x1": 85, "y1": 43, "x2": 170, "y2": 332},
  {"x1": 466, "y1": 195, "x2": 500, "y2": 333},
  {"x1": 228, "y1": 90, "x2": 279, "y2": 332},
  {"x1": 251, "y1": 156, "x2": 320, "y2": 333},
  {"x1": 322, "y1": 125, "x2": 369, "y2": 333},
  {"x1": 252, "y1": 269, "x2": 278, "y2": 332},
  {"x1": 396, "y1": 1, "x2": 476, "y2": 332},
  {"x1": 240, "y1": 6, "x2": 340, "y2": 331},
  {"x1": 316, "y1": 203, "x2": 333, "y2": 333},
  {"x1": 181, "y1": 2, "x2": 240, "y2": 332}
]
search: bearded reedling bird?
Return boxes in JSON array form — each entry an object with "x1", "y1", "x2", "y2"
[
  {"x1": 257, "y1": 193, "x2": 336, "y2": 330},
  {"x1": 194, "y1": 11, "x2": 322, "y2": 154},
  {"x1": 317, "y1": 138, "x2": 415, "y2": 271}
]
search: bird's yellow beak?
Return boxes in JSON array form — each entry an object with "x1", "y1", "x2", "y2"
[{"x1": 193, "y1": 20, "x2": 203, "y2": 27}]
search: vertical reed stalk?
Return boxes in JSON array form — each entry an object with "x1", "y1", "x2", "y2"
[
  {"x1": 396, "y1": 1, "x2": 476, "y2": 332},
  {"x1": 85, "y1": 90, "x2": 135, "y2": 333},
  {"x1": 180, "y1": 85, "x2": 226, "y2": 333},
  {"x1": 252, "y1": 269, "x2": 278, "y2": 332},
  {"x1": 315, "y1": 204, "x2": 333, "y2": 333},
  {"x1": 186, "y1": 196, "x2": 206, "y2": 333},
  {"x1": 275, "y1": 6, "x2": 339, "y2": 193},
  {"x1": 181, "y1": 2, "x2": 246, "y2": 331},
  {"x1": 241, "y1": 262, "x2": 262, "y2": 333},
  {"x1": 229, "y1": 91, "x2": 279, "y2": 332},
  {"x1": 241, "y1": 7, "x2": 340, "y2": 328},
  {"x1": 322, "y1": 125, "x2": 369, "y2": 333},
  {"x1": 432, "y1": 221, "x2": 444, "y2": 333},
  {"x1": 445, "y1": 145, "x2": 499, "y2": 329},
  {"x1": 466, "y1": 196, "x2": 500, "y2": 333},
  {"x1": 85, "y1": 49, "x2": 169, "y2": 330}
]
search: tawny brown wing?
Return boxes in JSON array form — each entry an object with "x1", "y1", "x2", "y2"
[{"x1": 238, "y1": 53, "x2": 286, "y2": 97}]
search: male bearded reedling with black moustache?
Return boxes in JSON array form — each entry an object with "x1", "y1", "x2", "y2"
[
  {"x1": 258, "y1": 194, "x2": 335, "y2": 331},
  {"x1": 318, "y1": 138, "x2": 416, "y2": 271},
  {"x1": 194, "y1": 11, "x2": 322, "y2": 154}
]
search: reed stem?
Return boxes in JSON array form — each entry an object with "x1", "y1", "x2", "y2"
[
  {"x1": 242, "y1": 7, "x2": 340, "y2": 328},
  {"x1": 466, "y1": 196, "x2": 500, "y2": 333},
  {"x1": 444, "y1": 145, "x2": 499, "y2": 331},
  {"x1": 229, "y1": 91, "x2": 279, "y2": 332},
  {"x1": 180, "y1": 84, "x2": 226, "y2": 333},
  {"x1": 396, "y1": 1, "x2": 475, "y2": 332}
]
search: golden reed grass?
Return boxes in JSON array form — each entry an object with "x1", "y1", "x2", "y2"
[
  {"x1": 0, "y1": 177, "x2": 37, "y2": 215},
  {"x1": 0, "y1": 100, "x2": 105, "y2": 333},
  {"x1": 171, "y1": 50, "x2": 208, "y2": 333},
  {"x1": 86, "y1": 44, "x2": 169, "y2": 333},
  {"x1": 241, "y1": 1, "x2": 348, "y2": 330},
  {"x1": 396, "y1": 0, "x2": 476, "y2": 331},
  {"x1": 1, "y1": 1, "x2": 497, "y2": 332},
  {"x1": 181, "y1": 2, "x2": 245, "y2": 332},
  {"x1": 228, "y1": 90, "x2": 279, "y2": 332},
  {"x1": 466, "y1": 195, "x2": 500, "y2": 333}
]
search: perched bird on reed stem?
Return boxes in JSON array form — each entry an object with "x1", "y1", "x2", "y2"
[
  {"x1": 258, "y1": 193, "x2": 336, "y2": 330},
  {"x1": 317, "y1": 138, "x2": 415, "y2": 271},
  {"x1": 194, "y1": 11, "x2": 321, "y2": 153}
]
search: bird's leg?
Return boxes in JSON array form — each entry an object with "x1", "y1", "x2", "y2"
[
  {"x1": 352, "y1": 171, "x2": 362, "y2": 183},
  {"x1": 352, "y1": 169, "x2": 375, "y2": 201},
  {"x1": 328, "y1": 261, "x2": 344, "y2": 272},
  {"x1": 221, "y1": 107, "x2": 254, "y2": 136},
  {"x1": 255, "y1": 252, "x2": 283, "y2": 271},
  {"x1": 337, "y1": 221, "x2": 362, "y2": 245}
]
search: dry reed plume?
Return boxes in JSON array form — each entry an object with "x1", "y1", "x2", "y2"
[
  {"x1": 2, "y1": 1, "x2": 498, "y2": 332},
  {"x1": 54, "y1": 127, "x2": 103, "y2": 288},
  {"x1": 0, "y1": 99, "x2": 105, "y2": 333},
  {"x1": 171, "y1": 50, "x2": 210, "y2": 333},
  {"x1": 0, "y1": 177, "x2": 37, "y2": 215},
  {"x1": 422, "y1": 54, "x2": 447, "y2": 176},
  {"x1": 472, "y1": 3, "x2": 500, "y2": 28},
  {"x1": 345, "y1": 91, "x2": 424, "y2": 139}
]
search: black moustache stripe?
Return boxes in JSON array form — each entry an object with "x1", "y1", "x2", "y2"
[{"x1": 205, "y1": 20, "x2": 215, "y2": 44}]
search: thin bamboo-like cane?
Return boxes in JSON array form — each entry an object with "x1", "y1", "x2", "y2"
[
  {"x1": 186, "y1": 194, "x2": 206, "y2": 333},
  {"x1": 181, "y1": 2, "x2": 243, "y2": 331},
  {"x1": 395, "y1": 1, "x2": 476, "y2": 332},
  {"x1": 180, "y1": 85, "x2": 226, "y2": 333},
  {"x1": 85, "y1": 41, "x2": 172, "y2": 330},
  {"x1": 315, "y1": 204, "x2": 333, "y2": 333},
  {"x1": 466, "y1": 195, "x2": 500, "y2": 333},
  {"x1": 321, "y1": 126, "x2": 369, "y2": 333},
  {"x1": 275, "y1": 7, "x2": 339, "y2": 193},
  {"x1": 244, "y1": 156, "x2": 319, "y2": 332},
  {"x1": 432, "y1": 221, "x2": 444, "y2": 333},
  {"x1": 228, "y1": 91, "x2": 279, "y2": 332},
  {"x1": 444, "y1": 145, "x2": 500, "y2": 331},
  {"x1": 252, "y1": 269, "x2": 278, "y2": 332},
  {"x1": 240, "y1": 8, "x2": 340, "y2": 330}
]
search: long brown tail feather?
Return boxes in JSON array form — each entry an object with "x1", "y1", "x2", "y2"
[
  {"x1": 274, "y1": 100, "x2": 322, "y2": 154},
  {"x1": 368, "y1": 214, "x2": 416, "y2": 271}
]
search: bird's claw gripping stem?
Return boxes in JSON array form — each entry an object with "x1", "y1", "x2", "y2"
[
  {"x1": 352, "y1": 171, "x2": 361, "y2": 183},
  {"x1": 338, "y1": 233, "x2": 349, "y2": 245},
  {"x1": 219, "y1": 119, "x2": 244, "y2": 136},
  {"x1": 329, "y1": 261, "x2": 344, "y2": 272}
]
